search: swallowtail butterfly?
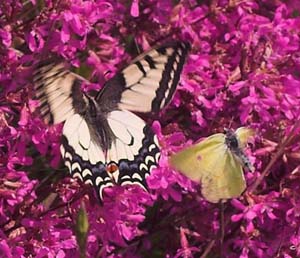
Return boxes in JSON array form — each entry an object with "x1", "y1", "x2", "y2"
[{"x1": 33, "y1": 41, "x2": 190, "y2": 201}]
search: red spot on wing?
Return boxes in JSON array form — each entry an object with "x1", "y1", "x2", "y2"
[
  {"x1": 106, "y1": 163, "x2": 119, "y2": 173},
  {"x1": 197, "y1": 155, "x2": 202, "y2": 161}
]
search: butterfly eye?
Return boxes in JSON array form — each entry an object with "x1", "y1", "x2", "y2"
[{"x1": 106, "y1": 163, "x2": 119, "y2": 173}]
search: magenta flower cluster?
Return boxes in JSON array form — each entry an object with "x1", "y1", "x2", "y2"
[{"x1": 1, "y1": 0, "x2": 300, "y2": 257}]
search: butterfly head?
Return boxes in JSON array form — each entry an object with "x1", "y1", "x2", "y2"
[{"x1": 224, "y1": 128, "x2": 239, "y2": 150}]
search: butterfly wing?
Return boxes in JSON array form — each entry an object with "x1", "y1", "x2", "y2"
[
  {"x1": 200, "y1": 149, "x2": 246, "y2": 203},
  {"x1": 60, "y1": 114, "x2": 110, "y2": 200},
  {"x1": 96, "y1": 41, "x2": 190, "y2": 114},
  {"x1": 170, "y1": 134, "x2": 226, "y2": 182},
  {"x1": 105, "y1": 110, "x2": 160, "y2": 189},
  {"x1": 235, "y1": 127, "x2": 254, "y2": 148},
  {"x1": 34, "y1": 63, "x2": 115, "y2": 200},
  {"x1": 170, "y1": 133, "x2": 246, "y2": 203},
  {"x1": 33, "y1": 62, "x2": 89, "y2": 124}
]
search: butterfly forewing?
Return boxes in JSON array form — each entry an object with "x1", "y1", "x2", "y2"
[
  {"x1": 96, "y1": 41, "x2": 190, "y2": 114},
  {"x1": 170, "y1": 134, "x2": 225, "y2": 182},
  {"x1": 33, "y1": 62, "x2": 89, "y2": 124},
  {"x1": 33, "y1": 41, "x2": 190, "y2": 202}
]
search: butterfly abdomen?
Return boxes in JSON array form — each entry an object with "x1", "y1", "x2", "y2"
[
  {"x1": 79, "y1": 97, "x2": 123, "y2": 153},
  {"x1": 238, "y1": 153, "x2": 254, "y2": 172}
]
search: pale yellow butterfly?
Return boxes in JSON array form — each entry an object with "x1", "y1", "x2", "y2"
[{"x1": 169, "y1": 127, "x2": 254, "y2": 203}]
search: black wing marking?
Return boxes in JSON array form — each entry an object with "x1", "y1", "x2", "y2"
[
  {"x1": 33, "y1": 62, "x2": 88, "y2": 124},
  {"x1": 118, "y1": 125, "x2": 160, "y2": 188},
  {"x1": 60, "y1": 111, "x2": 160, "y2": 201},
  {"x1": 96, "y1": 41, "x2": 190, "y2": 114},
  {"x1": 105, "y1": 110, "x2": 160, "y2": 190}
]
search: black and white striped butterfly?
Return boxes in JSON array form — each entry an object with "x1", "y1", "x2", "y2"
[{"x1": 33, "y1": 41, "x2": 190, "y2": 201}]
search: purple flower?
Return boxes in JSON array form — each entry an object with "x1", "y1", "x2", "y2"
[
  {"x1": 130, "y1": 0, "x2": 139, "y2": 17},
  {"x1": 1, "y1": 0, "x2": 300, "y2": 257},
  {"x1": 0, "y1": 26, "x2": 12, "y2": 47},
  {"x1": 174, "y1": 227, "x2": 200, "y2": 258}
]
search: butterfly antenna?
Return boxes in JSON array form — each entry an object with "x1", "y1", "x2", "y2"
[{"x1": 228, "y1": 117, "x2": 234, "y2": 129}]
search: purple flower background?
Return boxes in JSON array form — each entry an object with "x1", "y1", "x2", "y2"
[{"x1": 1, "y1": 0, "x2": 300, "y2": 257}]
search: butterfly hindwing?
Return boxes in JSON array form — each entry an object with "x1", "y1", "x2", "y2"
[
  {"x1": 106, "y1": 110, "x2": 160, "y2": 188},
  {"x1": 59, "y1": 110, "x2": 160, "y2": 200},
  {"x1": 199, "y1": 143, "x2": 246, "y2": 203},
  {"x1": 115, "y1": 126, "x2": 160, "y2": 189},
  {"x1": 169, "y1": 134, "x2": 225, "y2": 182}
]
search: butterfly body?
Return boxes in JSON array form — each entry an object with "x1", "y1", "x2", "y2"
[
  {"x1": 170, "y1": 127, "x2": 254, "y2": 203},
  {"x1": 34, "y1": 41, "x2": 190, "y2": 201}
]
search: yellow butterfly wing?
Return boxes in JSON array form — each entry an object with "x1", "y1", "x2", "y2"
[
  {"x1": 235, "y1": 127, "x2": 254, "y2": 148},
  {"x1": 200, "y1": 149, "x2": 246, "y2": 203},
  {"x1": 169, "y1": 133, "x2": 225, "y2": 182},
  {"x1": 170, "y1": 132, "x2": 247, "y2": 203}
]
